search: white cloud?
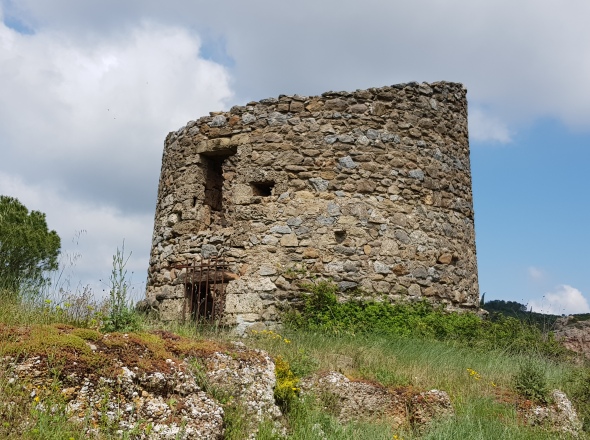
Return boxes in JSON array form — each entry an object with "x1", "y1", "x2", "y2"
[
  {"x1": 527, "y1": 266, "x2": 546, "y2": 282},
  {"x1": 0, "y1": 171, "x2": 151, "y2": 299},
  {"x1": 8, "y1": 1, "x2": 590, "y2": 136},
  {"x1": 469, "y1": 107, "x2": 512, "y2": 144},
  {"x1": 528, "y1": 285, "x2": 590, "y2": 315},
  {"x1": 0, "y1": 16, "x2": 233, "y2": 213},
  {"x1": 0, "y1": 10, "x2": 234, "y2": 298}
]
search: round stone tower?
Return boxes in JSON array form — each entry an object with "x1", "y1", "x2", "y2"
[{"x1": 145, "y1": 81, "x2": 479, "y2": 332}]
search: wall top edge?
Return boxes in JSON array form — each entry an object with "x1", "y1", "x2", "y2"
[{"x1": 167, "y1": 81, "x2": 467, "y2": 141}]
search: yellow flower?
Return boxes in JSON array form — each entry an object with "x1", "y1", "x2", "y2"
[{"x1": 466, "y1": 368, "x2": 481, "y2": 380}]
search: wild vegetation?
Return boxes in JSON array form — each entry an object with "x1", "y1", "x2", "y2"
[
  {"x1": 2, "y1": 275, "x2": 590, "y2": 439},
  {"x1": 286, "y1": 282, "x2": 568, "y2": 359},
  {"x1": 1, "y1": 199, "x2": 590, "y2": 438}
]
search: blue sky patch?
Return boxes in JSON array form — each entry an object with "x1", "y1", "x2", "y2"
[
  {"x1": 1, "y1": 0, "x2": 34, "y2": 35},
  {"x1": 200, "y1": 35, "x2": 235, "y2": 68}
]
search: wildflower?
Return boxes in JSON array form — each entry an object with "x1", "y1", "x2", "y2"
[
  {"x1": 284, "y1": 338, "x2": 291, "y2": 344},
  {"x1": 466, "y1": 368, "x2": 481, "y2": 381}
]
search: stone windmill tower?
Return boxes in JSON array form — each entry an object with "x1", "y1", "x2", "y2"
[{"x1": 144, "y1": 81, "x2": 479, "y2": 333}]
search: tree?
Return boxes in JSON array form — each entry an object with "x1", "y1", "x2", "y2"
[
  {"x1": 483, "y1": 299, "x2": 528, "y2": 315},
  {"x1": 0, "y1": 196, "x2": 61, "y2": 295}
]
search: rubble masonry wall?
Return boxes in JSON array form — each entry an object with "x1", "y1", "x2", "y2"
[{"x1": 146, "y1": 81, "x2": 479, "y2": 332}]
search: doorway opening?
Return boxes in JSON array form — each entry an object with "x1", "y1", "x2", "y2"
[
  {"x1": 186, "y1": 282, "x2": 215, "y2": 320},
  {"x1": 177, "y1": 255, "x2": 229, "y2": 323}
]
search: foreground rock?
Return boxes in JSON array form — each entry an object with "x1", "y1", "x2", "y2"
[
  {"x1": 523, "y1": 389, "x2": 582, "y2": 436},
  {"x1": 0, "y1": 324, "x2": 281, "y2": 439},
  {"x1": 3, "y1": 324, "x2": 580, "y2": 437},
  {"x1": 65, "y1": 359, "x2": 223, "y2": 439},
  {"x1": 410, "y1": 389, "x2": 455, "y2": 432},
  {"x1": 203, "y1": 341, "x2": 282, "y2": 424},
  {"x1": 300, "y1": 371, "x2": 454, "y2": 430}
]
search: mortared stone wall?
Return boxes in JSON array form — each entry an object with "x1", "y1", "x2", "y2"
[{"x1": 145, "y1": 81, "x2": 479, "y2": 332}]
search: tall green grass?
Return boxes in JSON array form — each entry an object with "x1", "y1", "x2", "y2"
[
  {"x1": 2, "y1": 276, "x2": 590, "y2": 438},
  {"x1": 249, "y1": 330, "x2": 570, "y2": 396},
  {"x1": 421, "y1": 397, "x2": 577, "y2": 440},
  {"x1": 248, "y1": 329, "x2": 583, "y2": 439},
  {"x1": 246, "y1": 281, "x2": 588, "y2": 438}
]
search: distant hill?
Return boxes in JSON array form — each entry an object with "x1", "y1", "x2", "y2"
[{"x1": 481, "y1": 299, "x2": 590, "y2": 330}]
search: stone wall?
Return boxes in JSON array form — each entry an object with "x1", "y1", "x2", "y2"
[{"x1": 146, "y1": 81, "x2": 479, "y2": 332}]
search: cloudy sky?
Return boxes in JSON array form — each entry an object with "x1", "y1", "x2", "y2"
[{"x1": 1, "y1": 1, "x2": 588, "y2": 313}]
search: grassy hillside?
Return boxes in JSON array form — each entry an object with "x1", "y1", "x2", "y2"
[{"x1": 1, "y1": 283, "x2": 590, "y2": 439}]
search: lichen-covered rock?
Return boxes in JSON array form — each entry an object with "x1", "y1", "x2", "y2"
[
  {"x1": 202, "y1": 342, "x2": 282, "y2": 423},
  {"x1": 299, "y1": 371, "x2": 453, "y2": 430},
  {"x1": 554, "y1": 317, "x2": 590, "y2": 359},
  {"x1": 299, "y1": 371, "x2": 407, "y2": 426},
  {"x1": 524, "y1": 389, "x2": 582, "y2": 436},
  {"x1": 4, "y1": 355, "x2": 224, "y2": 439},
  {"x1": 409, "y1": 389, "x2": 454, "y2": 431},
  {"x1": 0, "y1": 325, "x2": 282, "y2": 439}
]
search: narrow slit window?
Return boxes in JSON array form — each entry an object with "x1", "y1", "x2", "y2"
[
  {"x1": 251, "y1": 181, "x2": 275, "y2": 197},
  {"x1": 202, "y1": 156, "x2": 225, "y2": 212}
]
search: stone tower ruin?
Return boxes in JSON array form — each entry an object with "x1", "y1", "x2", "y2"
[{"x1": 145, "y1": 81, "x2": 479, "y2": 332}]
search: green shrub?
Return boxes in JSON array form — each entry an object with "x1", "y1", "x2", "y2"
[
  {"x1": 564, "y1": 366, "x2": 590, "y2": 431},
  {"x1": 287, "y1": 281, "x2": 569, "y2": 359},
  {"x1": 512, "y1": 361, "x2": 549, "y2": 403}
]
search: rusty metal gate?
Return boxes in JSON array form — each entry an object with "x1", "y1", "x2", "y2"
[{"x1": 175, "y1": 255, "x2": 229, "y2": 323}]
